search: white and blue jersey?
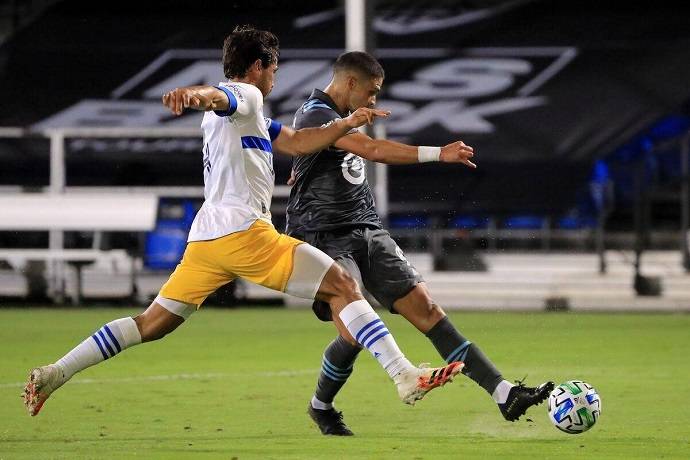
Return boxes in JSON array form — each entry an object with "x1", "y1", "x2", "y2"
[{"x1": 187, "y1": 81, "x2": 282, "y2": 242}]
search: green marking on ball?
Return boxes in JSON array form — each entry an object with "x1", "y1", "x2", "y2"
[
  {"x1": 577, "y1": 407, "x2": 595, "y2": 427},
  {"x1": 560, "y1": 381, "x2": 583, "y2": 395}
]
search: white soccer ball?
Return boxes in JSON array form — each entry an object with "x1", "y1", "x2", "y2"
[{"x1": 547, "y1": 380, "x2": 601, "y2": 434}]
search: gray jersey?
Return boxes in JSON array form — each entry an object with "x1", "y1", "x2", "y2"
[{"x1": 286, "y1": 89, "x2": 382, "y2": 237}]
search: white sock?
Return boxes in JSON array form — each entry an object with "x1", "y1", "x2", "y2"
[
  {"x1": 55, "y1": 317, "x2": 142, "y2": 380},
  {"x1": 492, "y1": 379, "x2": 515, "y2": 404},
  {"x1": 310, "y1": 395, "x2": 333, "y2": 410},
  {"x1": 338, "y1": 300, "x2": 413, "y2": 379}
]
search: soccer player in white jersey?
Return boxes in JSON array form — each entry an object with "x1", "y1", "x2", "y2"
[{"x1": 22, "y1": 26, "x2": 462, "y2": 421}]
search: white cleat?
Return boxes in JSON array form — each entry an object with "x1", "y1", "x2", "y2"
[
  {"x1": 396, "y1": 361, "x2": 464, "y2": 405},
  {"x1": 21, "y1": 364, "x2": 66, "y2": 416}
]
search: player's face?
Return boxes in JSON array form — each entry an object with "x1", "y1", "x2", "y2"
[
  {"x1": 348, "y1": 76, "x2": 383, "y2": 111},
  {"x1": 257, "y1": 63, "x2": 278, "y2": 98}
]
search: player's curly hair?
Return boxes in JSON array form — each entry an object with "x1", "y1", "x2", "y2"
[{"x1": 222, "y1": 25, "x2": 280, "y2": 79}]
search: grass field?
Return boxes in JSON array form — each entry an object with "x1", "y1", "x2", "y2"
[{"x1": 1, "y1": 307, "x2": 689, "y2": 459}]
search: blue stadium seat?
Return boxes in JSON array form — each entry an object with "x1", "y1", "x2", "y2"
[
  {"x1": 389, "y1": 215, "x2": 429, "y2": 229},
  {"x1": 557, "y1": 215, "x2": 597, "y2": 230},
  {"x1": 144, "y1": 200, "x2": 196, "y2": 270},
  {"x1": 144, "y1": 223, "x2": 188, "y2": 270},
  {"x1": 502, "y1": 215, "x2": 545, "y2": 230},
  {"x1": 449, "y1": 216, "x2": 490, "y2": 229}
]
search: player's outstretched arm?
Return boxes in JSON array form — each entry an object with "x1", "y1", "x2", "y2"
[
  {"x1": 162, "y1": 86, "x2": 229, "y2": 115},
  {"x1": 335, "y1": 133, "x2": 477, "y2": 168},
  {"x1": 273, "y1": 107, "x2": 390, "y2": 156}
]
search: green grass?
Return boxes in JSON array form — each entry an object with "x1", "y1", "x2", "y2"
[{"x1": 1, "y1": 308, "x2": 689, "y2": 459}]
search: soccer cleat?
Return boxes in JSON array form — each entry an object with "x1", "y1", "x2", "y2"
[
  {"x1": 21, "y1": 365, "x2": 66, "y2": 416},
  {"x1": 499, "y1": 380, "x2": 555, "y2": 422},
  {"x1": 396, "y1": 361, "x2": 464, "y2": 405},
  {"x1": 307, "y1": 405, "x2": 354, "y2": 436}
]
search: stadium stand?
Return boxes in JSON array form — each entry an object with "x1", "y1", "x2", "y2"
[{"x1": 0, "y1": 0, "x2": 689, "y2": 308}]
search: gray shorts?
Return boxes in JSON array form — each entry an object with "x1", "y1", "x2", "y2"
[{"x1": 303, "y1": 226, "x2": 423, "y2": 322}]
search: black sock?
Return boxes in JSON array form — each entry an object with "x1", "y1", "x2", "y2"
[
  {"x1": 425, "y1": 315, "x2": 503, "y2": 395},
  {"x1": 313, "y1": 335, "x2": 362, "y2": 406}
]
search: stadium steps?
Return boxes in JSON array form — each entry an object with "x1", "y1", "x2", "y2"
[
  {"x1": 2, "y1": 251, "x2": 689, "y2": 311},
  {"x1": 280, "y1": 251, "x2": 690, "y2": 312},
  {"x1": 411, "y1": 251, "x2": 690, "y2": 311}
]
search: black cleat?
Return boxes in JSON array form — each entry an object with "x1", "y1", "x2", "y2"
[
  {"x1": 499, "y1": 380, "x2": 555, "y2": 422},
  {"x1": 307, "y1": 405, "x2": 354, "y2": 436}
]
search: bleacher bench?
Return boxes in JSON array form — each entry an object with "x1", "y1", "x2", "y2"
[{"x1": 0, "y1": 193, "x2": 158, "y2": 304}]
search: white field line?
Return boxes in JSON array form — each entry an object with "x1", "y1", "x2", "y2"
[{"x1": 0, "y1": 369, "x2": 319, "y2": 389}]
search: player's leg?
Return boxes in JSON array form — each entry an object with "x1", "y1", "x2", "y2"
[
  {"x1": 22, "y1": 299, "x2": 193, "y2": 416},
  {"x1": 225, "y1": 222, "x2": 461, "y2": 405},
  {"x1": 22, "y1": 241, "x2": 225, "y2": 417},
  {"x1": 289, "y1": 245, "x2": 413, "y2": 379},
  {"x1": 286, "y1": 241, "x2": 462, "y2": 406},
  {"x1": 306, "y1": 256, "x2": 363, "y2": 435},
  {"x1": 311, "y1": 260, "x2": 363, "y2": 405},
  {"x1": 393, "y1": 283, "x2": 505, "y2": 393},
  {"x1": 363, "y1": 228, "x2": 553, "y2": 420},
  {"x1": 394, "y1": 283, "x2": 553, "y2": 420},
  {"x1": 360, "y1": 229, "x2": 506, "y2": 394},
  {"x1": 307, "y1": 331, "x2": 361, "y2": 435},
  {"x1": 393, "y1": 284, "x2": 509, "y2": 391}
]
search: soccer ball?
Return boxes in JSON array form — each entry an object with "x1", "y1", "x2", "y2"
[{"x1": 547, "y1": 380, "x2": 601, "y2": 434}]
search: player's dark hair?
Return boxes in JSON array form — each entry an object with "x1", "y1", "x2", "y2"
[
  {"x1": 222, "y1": 25, "x2": 280, "y2": 79},
  {"x1": 333, "y1": 51, "x2": 385, "y2": 80}
]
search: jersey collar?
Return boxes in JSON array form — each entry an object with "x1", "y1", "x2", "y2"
[{"x1": 309, "y1": 89, "x2": 348, "y2": 118}]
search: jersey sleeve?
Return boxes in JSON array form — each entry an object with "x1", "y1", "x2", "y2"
[
  {"x1": 293, "y1": 104, "x2": 340, "y2": 130},
  {"x1": 295, "y1": 104, "x2": 360, "y2": 137},
  {"x1": 264, "y1": 117, "x2": 283, "y2": 141},
  {"x1": 213, "y1": 83, "x2": 262, "y2": 119}
]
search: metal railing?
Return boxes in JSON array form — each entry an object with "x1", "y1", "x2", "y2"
[{"x1": 0, "y1": 126, "x2": 298, "y2": 303}]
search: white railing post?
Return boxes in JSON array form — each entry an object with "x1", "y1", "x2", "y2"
[
  {"x1": 681, "y1": 133, "x2": 690, "y2": 271},
  {"x1": 48, "y1": 129, "x2": 66, "y2": 303},
  {"x1": 345, "y1": 0, "x2": 367, "y2": 53},
  {"x1": 373, "y1": 122, "x2": 389, "y2": 226},
  {"x1": 48, "y1": 129, "x2": 66, "y2": 193},
  {"x1": 346, "y1": 0, "x2": 389, "y2": 227}
]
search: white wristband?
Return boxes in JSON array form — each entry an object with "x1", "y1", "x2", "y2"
[{"x1": 418, "y1": 146, "x2": 441, "y2": 163}]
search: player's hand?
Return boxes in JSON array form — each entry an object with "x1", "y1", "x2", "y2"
[
  {"x1": 344, "y1": 107, "x2": 390, "y2": 129},
  {"x1": 287, "y1": 168, "x2": 296, "y2": 186},
  {"x1": 440, "y1": 140, "x2": 476, "y2": 168},
  {"x1": 162, "y1": 88, "x2": 209, "y2": 115}
]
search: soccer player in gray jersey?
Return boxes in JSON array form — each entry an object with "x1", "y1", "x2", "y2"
[{"x1": 286, "y1": 51, "x2": 554, "y2": 436}]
